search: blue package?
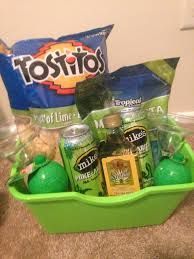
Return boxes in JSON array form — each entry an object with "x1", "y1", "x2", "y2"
[
  {"x1": 108, "y1": 58, "x2": 180, "y2": 166},
  {"x1": 109, "y1": 58, "x2": 180, "y2": 114},
  {"x1": 0, "y1": 25, "x2": 113, "y2": 128}
]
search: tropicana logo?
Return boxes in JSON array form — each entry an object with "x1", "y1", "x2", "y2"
[{"x1": 12, "y1": 40, "x2": 105, "y2": 95}]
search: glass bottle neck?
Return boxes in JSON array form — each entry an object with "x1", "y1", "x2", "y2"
[
  {"x1": 106, "y1": 126, "x2": 125, "y2": 142},
  {"x1": 106, "y1": 126, "x2": 123, "y2": 134}
]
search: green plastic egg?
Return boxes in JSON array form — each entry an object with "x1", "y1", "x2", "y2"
[
  {"x1": 28, "y1": 155, "x2": 69, "y2": 194},
  {"x1": 153, "y1": 153, "x2": 192, "y2": 186}
]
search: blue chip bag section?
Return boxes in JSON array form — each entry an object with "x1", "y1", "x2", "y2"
[
  {"x1": 0, "y1": 54, "x2": 29, "y2": 110},
  {"x1": 109, "y1": 58, "x2": 180, "y2": 114},
  {"x1": 0, "y1": 25, "x2": 113, "y2": 116}
]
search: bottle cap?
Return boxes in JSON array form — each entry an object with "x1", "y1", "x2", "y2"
[
  {"x1": 33, "y1": 154, "x2": 47, "y2": 165},
  {"x1": 171, "y1": 152, "x2": 185, "y2": 164},
  {"x1": 103, "y1": 113, "x2": 122, "y2": 128}
]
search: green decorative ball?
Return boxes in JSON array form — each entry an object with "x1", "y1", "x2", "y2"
[
  {"x1": 153, "y1": 153, "x2": 192, "y2": 186},
  {"x1": 28, "y1": 155, "x2": 69, "y2": 194}
]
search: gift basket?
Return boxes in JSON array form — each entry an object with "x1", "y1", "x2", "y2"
[{"x1": 0, "y1": 25, "x2": 194, "y2": 233}]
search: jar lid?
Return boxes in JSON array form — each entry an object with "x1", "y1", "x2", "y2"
[{"x1": 103, "y1": 113, "x2": 122, "y2": 128}]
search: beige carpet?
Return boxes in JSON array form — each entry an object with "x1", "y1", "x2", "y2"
[{"x1": 1, "y1": 149, "x2": 194, "y2": 258}]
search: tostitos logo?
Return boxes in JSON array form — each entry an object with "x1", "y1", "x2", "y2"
[{"x1": 12, "y1": 40, "x2": 105, "y2": 94}]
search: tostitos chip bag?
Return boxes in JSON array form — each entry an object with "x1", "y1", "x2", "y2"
[{"x1": 0, "y1": 25, "x2": 113, "y2": 128}]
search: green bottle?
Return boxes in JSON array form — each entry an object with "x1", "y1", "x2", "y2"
[
  {"x1": 153, "y1": 153, "x2": 192, "y2": 186},
  {"x1": 99, "y1": 113, "x2": 141, "y2": 196}
]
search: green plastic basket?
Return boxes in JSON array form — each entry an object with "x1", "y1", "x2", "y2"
[{"x1": 8, "y1": 141, "x2": 194, "y2": 234}]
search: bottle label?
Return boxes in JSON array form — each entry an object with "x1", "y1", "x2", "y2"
[{"x1": 102, "y1": 154, "x2": 140, "y2": 196}]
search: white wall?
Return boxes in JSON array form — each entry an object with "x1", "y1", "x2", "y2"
[{"x1": 0, "y1": 0, "x2": 194, "y2": 120}]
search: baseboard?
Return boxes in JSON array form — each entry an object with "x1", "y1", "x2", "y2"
[{"x1": 176, "y1": 111, "x2": 194, "y2": 116}]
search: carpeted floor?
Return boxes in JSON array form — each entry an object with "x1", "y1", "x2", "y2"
[{"x1": 1, "y1": 141, "x2": 194, "y2": 259}]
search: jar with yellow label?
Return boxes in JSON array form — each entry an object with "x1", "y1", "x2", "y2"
[{"x1": 99, "y1": 113, "x2": 140, "y2": 196}]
